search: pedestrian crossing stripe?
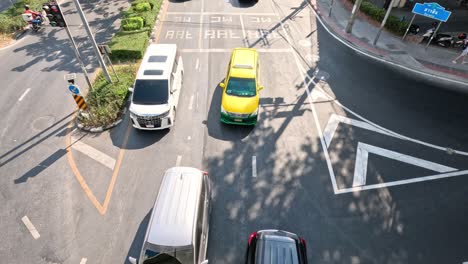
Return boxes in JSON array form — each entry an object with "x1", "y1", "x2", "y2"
[{"x1": 72, "y1": 94, "x2": 87, "y2": 110}]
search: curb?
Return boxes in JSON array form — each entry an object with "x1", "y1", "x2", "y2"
[
  {"x1": 308, "y1": 0, "x2": 468, "y2": 91},
  {"x1": 75, "y1": 107, "x2": 127, "y2": 133},
  {"x1": 0, "y1": 28, "x2": 28, "y2": 51}
]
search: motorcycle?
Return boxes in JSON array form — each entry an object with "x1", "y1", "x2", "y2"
[
  {"x1": 420, "y1": 24, "x2": 454, "y2": 48},
  {"x1": 21, "y1": 12, "x2": 44, "y2": 32},
  {"x1": 452, "y1": 33, "x2": 467, "y2": 49}
]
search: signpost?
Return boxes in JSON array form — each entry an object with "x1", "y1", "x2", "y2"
[
  {"x1": 402, "y1": 2, "x2": 452, "y2": 43},
  {"x1": 65, "y1": 74, "x2": 87, "y2": 110}
]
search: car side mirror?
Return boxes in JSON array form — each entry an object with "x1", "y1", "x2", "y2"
[
  {"x1": 128, "y1": 87, "x2": 134, "y2": 93},
  {"x1": 219, "y1": 82, "x2": 225, "y2": 88},
  {"x1": 201, "y1": 260, "x2": 208, "y2": 264},
  {"x1": 258, "y1": 85, "x2": 264, "y2": 91},
  {"x1": 128, "y1": 257, "x2": 137, "y2": 264}
]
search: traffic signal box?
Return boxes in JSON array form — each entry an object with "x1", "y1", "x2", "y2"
[{"x1": 42, "y1": 2, "x2": 67, "y2": 27}]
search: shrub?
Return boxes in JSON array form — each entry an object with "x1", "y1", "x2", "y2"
[
  {"x1": 109, "y1": 31, "x2": 149, "y2": 61},
  {"x1": 79, "y1": 65, "x2": 137, "y2": 127},
  {"x1": 135, "y1": 2, "x2": 151, "y2": 12},
  {"x1": 140, "y1": 9, "x2": 157, "y2": 29},
  {"x1": 122, "y1": 16, "x2": 144, "y2": 31},
  {"x1": 0, "y1": 15, "x2": 25, "y2": 34}
]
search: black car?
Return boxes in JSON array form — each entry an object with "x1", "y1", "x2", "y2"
[{"x1": 245, "y1": 230, "x2": 308, "y2": 264}]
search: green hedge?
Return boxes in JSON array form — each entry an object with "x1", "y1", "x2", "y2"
[
  {"x1": 349, "y1": 0, "x2": 409, "y2": 35},
  {"x1": 122, "y1": 16, "x2": 144, "y2": 31},
  {"x1": 78, "y1": 65, "x2": 137, "y2": 127},
  {"x1": 109, "y1": 31, "x2": 149, "y2": 61},
  {"x1": 109, "y1": 0, "x2": 162, "y2": 62}
]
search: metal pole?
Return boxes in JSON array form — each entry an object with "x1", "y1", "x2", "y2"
[
  {"x1": 58, "y1": 1, "x2": 93, "y2": 90},
  {"x1": 402, "y1": 13, "x2": 416, "y2": 41},
  {"x1": 105, "y1": 54, "x2": 120, "y2": 82},
  {"x1": 346, "y1": 0, "x2": 364, "y2": 33},
  {"x1": 71, "y1": 0, "x2": 112, "y2": 83},
  {"x1": 426, "y1": 22, "x2": 442, "y2": 48},
  {"x1": 329, "y1": 0, "x2": 334, "y2": 17},
  {"x1": 373, "y1": 0, "x2": 398, "y2": 45}
]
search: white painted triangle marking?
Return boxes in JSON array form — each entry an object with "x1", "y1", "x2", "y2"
[
  {"x1": 323, "y1": 114, "x2": 393, "y2": 148},
  {"x1": 352, "y1": 142, "x2": 458, "y2": 187}
]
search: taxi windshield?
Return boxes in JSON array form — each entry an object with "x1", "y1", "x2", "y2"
[{"x1": 226, "y1": 77, "x2": 256, "y2": 97}]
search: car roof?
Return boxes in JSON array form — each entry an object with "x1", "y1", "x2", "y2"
[
  {"x1": 255, "y1": 230, "x2": 301, "y2": 264},
  {"x1": 146, "y1": 167, "x2": 203, "y2": 247},
  {"x1": 137, "y1": 44, "x2": 177, "y2": 80},
  {"x1": 230, "y1": 48, "x2": 257, "y2": 79}
]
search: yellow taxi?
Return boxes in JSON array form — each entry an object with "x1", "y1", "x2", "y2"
[{"x1": 220, "y1": 48, "x2": 263, "y2": 125}]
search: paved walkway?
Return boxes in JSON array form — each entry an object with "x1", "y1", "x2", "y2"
[{"x1": 309, "y1": 0, "x2": 468, "y2": 85}]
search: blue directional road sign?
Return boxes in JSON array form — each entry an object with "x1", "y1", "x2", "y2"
[
  {"x1": 412, "y1": 2, "x2": 451, "y2": 22},
  {"x1": 68, "y1": 84, "x2": 81, "y2": 95}
]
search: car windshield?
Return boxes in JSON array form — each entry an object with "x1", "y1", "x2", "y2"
[
  {"x1": 255, "y1": 237, "x2": 299, "y2": 264},
  {"x1": 226, "y1": 77, "x2": 256, "y2": 97},
  {"x1": 133, "y1": 79, "x2": 168, "y2": 105}
]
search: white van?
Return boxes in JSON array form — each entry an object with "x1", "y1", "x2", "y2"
[
  {"x1": 129, "y1": 167, "x2": 211, "y2": 264},
  {"x1": 129, "y1": 44, "x2": 184, "y2": 130}
]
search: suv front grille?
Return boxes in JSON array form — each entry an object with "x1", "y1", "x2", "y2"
[
  {"x1": 136, "y1": 115, "x2": 162, "y2": 127},
  {"x1": 227, "y1": 112, "x2": 250, "y2": 118}
]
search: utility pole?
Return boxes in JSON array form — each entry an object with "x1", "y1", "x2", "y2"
[
  {"x1": 54, "y1": 2, "x2": 93, "y2": 90},
  {"x1": 346, "y1": 0, "x2": 364, "y2": 33},
  {"x1": 71, "y1": 0, "x2": 112, "y2": 83},
  {"x1": 373, "y1": 0, "x2": 398, "y2": 45}
]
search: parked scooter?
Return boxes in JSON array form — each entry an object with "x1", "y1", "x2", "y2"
[
  {"x1": 420, "y1": 22, "x2": 454, "y2": 48},
  {"x1": 30, "y1": 14, "x2": 44, "y2": 32},
  {"x1": 21, "y1": 5, "x2": 44, "y2": 33}
]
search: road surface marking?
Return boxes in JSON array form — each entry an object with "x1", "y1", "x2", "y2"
[
  {"x1": 167, "y1": 12, "x2": 277, "y2": 15},
  {"x1": 187, "y1": 136, "x2": 191, "y2": 140},
  {"x1": 71, "y1": 139, "x2": 116, "y2": 170},
  {"x1": 353, "y1": 142, "x2": 457, "y2": 187},
  {"x1": 323, "y1": 114, "x2": 393, "y2": 148},
  {"x1": 198, "y1": 0, "x2": 204, "y2": 49},
  {"x1": 176, "y1": 155, "x2": 182, "y2": 166},
  {"x1": 338, "y1": 170, "x2": 468, "y2": 194},
  {"x1": 80, "y1": 258, "x2": 87, "y2": 264},
  {"x1": 181, "y1": 48, "x2": 293, "y2": 53},
  {"x1": 252, "y1": 156, "x2": 257, "y2": 178},
  {"x1": 21, "y1": 216, "x2": 40, "y2": 239},
  {"x1": 195, "y1": 58, "x2": 200, "y2": 70},
  {"x1": 188, "y1": 95, "x2": 194, "y2": 110},
  {"x1": 18, "y1": 88, "x2": 31, "y2": 102},
  {"x1": 240, "y1": 14, "x2": 246, "y2": 39},
  {"x1": 196, "y1": 92, "x2": 199, "y2": 110},
  {"x1": 276, "y1": 7, "x2": 339, "y2": 194}
]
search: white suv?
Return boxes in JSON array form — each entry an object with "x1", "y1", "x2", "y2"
[{"x1": 129, "y1": 44, "x2": 184, "y2": 130}]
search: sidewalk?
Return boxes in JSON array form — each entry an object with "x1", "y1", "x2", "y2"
[{"x1": 309, "y1": 0, "x2": 468, "y2": 87}]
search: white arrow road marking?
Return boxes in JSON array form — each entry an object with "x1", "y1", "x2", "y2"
[
  {"x1": 80, "y1": 258, "x2": 87, "y2": 264},
  {"x1": 353, "y1": 142, "x2": 458, "y2": 187}
]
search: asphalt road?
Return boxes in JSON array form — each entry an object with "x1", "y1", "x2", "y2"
[{"x1": 1, "y1": 0, "x2": 468, "y2": 263}]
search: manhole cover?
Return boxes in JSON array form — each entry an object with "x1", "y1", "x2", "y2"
[
  {"x1": 31, "y1": 115, "x2": 56, "y2": 131},
  {"x1": 298, "y1": 39, "x2": 312, "y2": 47}
]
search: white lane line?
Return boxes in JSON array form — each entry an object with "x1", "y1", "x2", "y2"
[
  {"x1": 195, "y1": 58, "x2": 200, "y2": 70},
  {"x1": 323, "y1": 114, "x2": 393, "y2": 148},
  {"x1": 337, "y1": 170, "x2": 468, "y2": 194},
  {"x1": 273, "y1": 5, "x2": 338, "y2": 194},
  {"x1": 181, "y1": 48, "x2": 293, "y2": 53},
  {"x1": 196, "y1": 92, "x2": 199, "y2": 110},
  {"x1": 240, "y1": 14, "x2": 246, "y2": 40},
  {"x1": 252, "y1": 156, "x2": 257, "y2": 178},
  {"x1": 21, "y1": 216, "x2": 40, "y2": 239},
  {"x1": 80, "y1": 258, "x2": 87, "y2": 264},
  {"x1": 18, "y1": 88, "x2": 31, "y2": 102},
  {"x1": 167, "y1": 12, "x2": 277, "y2": 15},
  {"x1": 188, "y1": 95, "x2": 195, "y2": 110},
  {"x1": 176, "y1": 155, "x2": 182, "y2": 166},
  {"x1": 198, "y1": 0, "x2": 204, "y2": 49},
  {"x1": 71, "y1": 140, "x2": 116, "y2": 170}
]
